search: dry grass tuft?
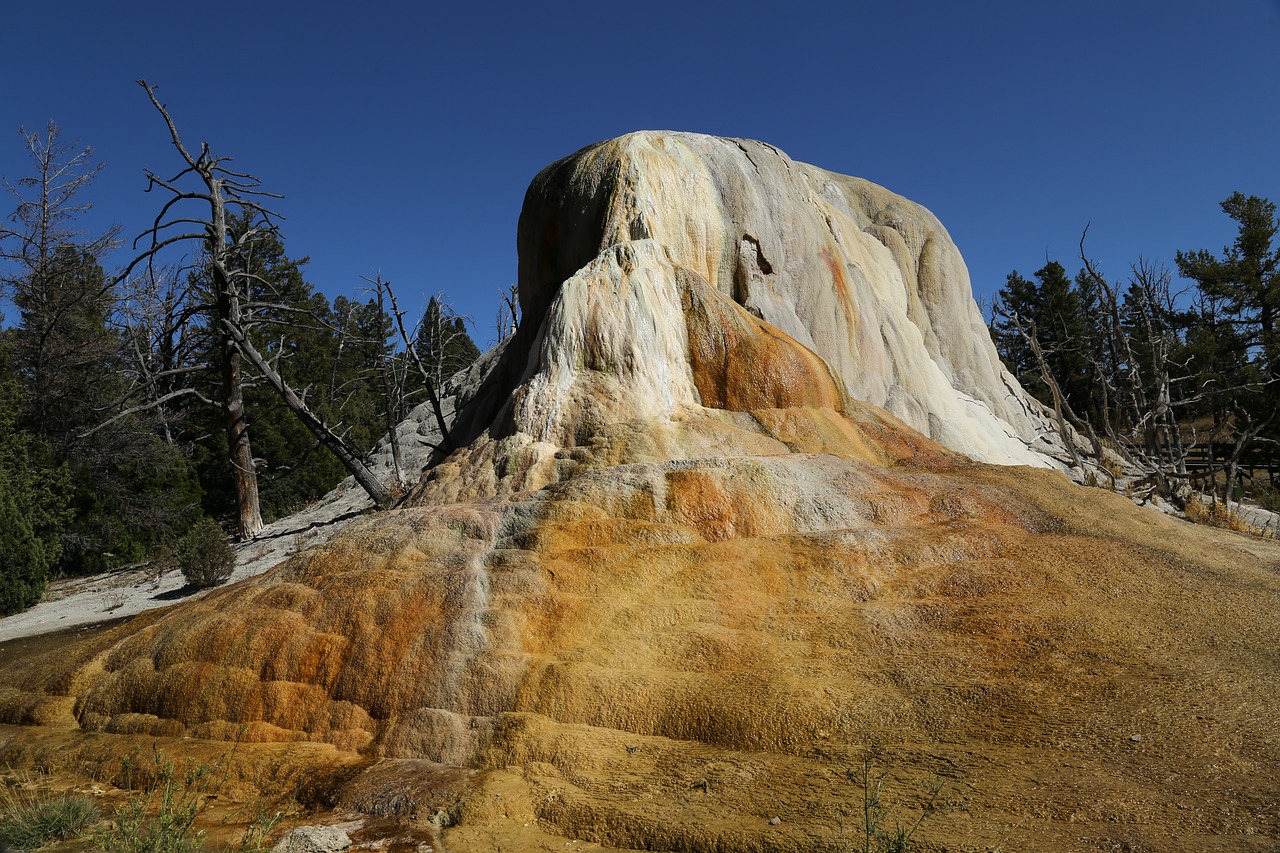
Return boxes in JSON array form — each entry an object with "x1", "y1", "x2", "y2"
[
  {"x1": 1184, "y1": 497, "x2": 1274, "y2": 537},
  {"x1": 0, "y1": 774, "x2": 100, "y2": 850}
]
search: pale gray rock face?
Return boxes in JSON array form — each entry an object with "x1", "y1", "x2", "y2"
[
  {"x1": 271, "y1": 826, "x2": 350, "y2": 853},
  {"x1": 513, "y1": 132, "x2": 1056, "y2": 468}
]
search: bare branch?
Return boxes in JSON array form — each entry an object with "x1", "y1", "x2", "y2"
[
  {"x1": 370, "y1": 275, "x2": 455, "y2": 454},
  {"x1": 81, "y1": 386, "x2": 222, "y2": 438},
  {"x1": 222, "y1": 317, "x2": 390, "y2": 506}
]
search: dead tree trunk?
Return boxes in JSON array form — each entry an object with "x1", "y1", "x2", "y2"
[
  {"x1": 1001, "y1": 310, "x2": 1088, "y2": 476},
  {"x1": 374, "y1": 281, "x2": 406, "y2": 487},
  {"x1": 223, "y1": 320, "x2": 390, "y2": 506},
  {"x1": 216, "y1": 280, "x2": 263, "y2": 536},
  {"x1": 1221, "y1": 406, "x2": 1277, "y2": 509},
  {"x1": 132, "y1": 80, "x2": 267, "y2": 539},
  {"x1": 371, "y1": 276, "x2": 455, "y2": 454},
  {"x1": 125, "y1": 83, "x2": 433, "y2": 520}
]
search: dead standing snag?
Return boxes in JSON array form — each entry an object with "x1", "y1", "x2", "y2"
[{"x1": 130, "y1": 81, "x2": 392, "y2": 530}]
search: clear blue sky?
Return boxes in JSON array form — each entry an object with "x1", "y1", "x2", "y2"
[{"x1": 2, "y1": 1, "x2": 1277, "y2": 349}]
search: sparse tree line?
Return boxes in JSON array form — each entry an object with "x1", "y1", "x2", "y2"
[
  {"x1": 990, "y1": 192, "x2": 1280, "y2": 512},
  {"x1": 0, "y1": 83, "x2": 491, "y2": 614}
]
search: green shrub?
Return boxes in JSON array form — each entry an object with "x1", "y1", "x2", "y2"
[
  {"x1": 0, "y1": 784, "x2": 100, "y2": 850},
  {"x1": 177, "y1": 519, "x2": 235, "y2": 589},
  {"x1": 91, "y1": 743, "x2": 283, "y2": 853},
  {"x1": 0, "y1": 375, "x2": 72, "y2": 580},
  {"x1": 228, "y1": 801, "x2": 286, "y2": 853}
]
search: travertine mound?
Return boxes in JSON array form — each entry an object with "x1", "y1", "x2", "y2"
[
  {"x1": 513, "y1": 132, "x2": 1058, "y2": 468},
  {"x1": 0, "y1": 135, "x2": 1277, "y2": 852}
]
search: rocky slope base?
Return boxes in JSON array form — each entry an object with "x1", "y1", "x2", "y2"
[{"x1": 0, "y1": 134, "x2": 1276, "y2": 852}]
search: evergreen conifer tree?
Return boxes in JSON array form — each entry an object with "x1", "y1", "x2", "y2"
[
  {"x1": 992, "y1": 261, "x2": 1092, "y2": 414},
  {"x1": 1177, "y1": 193, "x2": 1280, "y2": 368},
  {"x1": 413, "y1": 295, "x2": 480, "y2": 389},
  {"x1": 0, "y1": 349, "x2": 69, "y2": 611},
  {"x1": 0, "y1": 478, "x2": 47, "y2": 615}
]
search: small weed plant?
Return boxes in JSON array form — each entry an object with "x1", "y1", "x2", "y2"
[
  {"x1": 0, "y1": 776, "x2": 99, "y2": 850},
  {"x1": 225, "y1": 800, "x2": 287, "y2": 853},
  {"x1": 93, "y1": 745, "x2": 231, "y2": 853},
  {"x1": 92, "y1": 743, "x2": 283, "y2": 853},
  {"x1": 840, "y1": 746, "x2": 944, "y2": 853}
]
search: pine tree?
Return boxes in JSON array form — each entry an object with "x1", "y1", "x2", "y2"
[
  {"x1": 991, "y1": 270, "x2": 1039, "y2": 388},
  {"x1": 1, "y1": 122, "x2": 201, "y2": 572},
  {"x1": 1176, "y1": 193, "x2": 1280, "y2": 369},
  {"x1": 10, "y1": 246, "x2": 117, "y2": 448},
  {"x1": 0, "y1": 478, "x2": 47, "y2": 615},
  {"x1": 0, "y1": 348, "x2": 70, "y2": 610},
  {"x1": 413, "y1": 295, "x2": 480, "y2": 389},
  {"x1": 140, "y1": 218, "x2": 402, "y2": 521},
  {"x1": 126, "y1": 83, "x2": 398, "y2": 523},
  {"x1": 1176, "y1": 193, "x2": 1280, "y2": 500},
  {"x1": 992, "y1": 261, "x2": 1092, "y2": 413}
]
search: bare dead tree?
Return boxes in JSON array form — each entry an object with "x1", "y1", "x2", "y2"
[
  {"x1": 371, "y1": 277, "x2": 405, "y2": 487},
  {"x1": 1127, "y1": 259, "x2": 1188, "y2": 473},
  {"x1": 108, "y1": 263, "x2": 209, "y2": 445},
  {"x1": 1077, "y1": 228, "x2": 1280, "y2": 506},
  {"x1": 117, "y1": 81, "x2": 285, "y2": 538},
  {"x1": 1078, "y1": 232, "x2": 1226, "y2": 501},
  {"x1": 412, "y1": 291, "x2": 478, "y2": 390},
  {"x1": 370, "y1": 275, "x2": 455, "y2": 454},
  {"x1": 496, "y1": 282, "x2": 520, "y2": 341},
  {"x1": 994, "y1": 305, "x2": 1086, "y2": 475},
  {"x1": 220, "y1": 319, "x2": 389, "y2": 505},
  {"x1": 0, "y1": 121, "x2": 120, "y2": 288},
  {"x1": 1217, "y1": 405, "x2": 1276, "y2": 507},
  {"x1": 120, "y1": 81, "x2": 405, "y2": 530},
  {"x1": 1078, "y1": 232, "x2": 1160, "y2": 445}
]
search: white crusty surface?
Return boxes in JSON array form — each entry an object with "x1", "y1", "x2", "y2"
[{"x1": 516, "y1": 132, "x2": 1058, "y2": 468}]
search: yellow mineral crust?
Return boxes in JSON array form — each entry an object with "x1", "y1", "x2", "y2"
[{"x1": 3, "y1": 416, "x2": 1279, "y2": 850}]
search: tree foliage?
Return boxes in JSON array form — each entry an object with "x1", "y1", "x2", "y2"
[
  {"x1": 0, "y1": 92, "x2": 490, "y2": 586},
  {"x1": 0, "y1": 91, "x2": 481, "y2": 578},
  {"x1": 121, "y1": 83, "x2": 433, "y2": 528},
  {"x1": 0, "y1": 476, "x2": 50, "y2": 615},
  {"x1": 992, "y1": 262, "x2": 1092, "y2": 413},
  {"x1": 415, "y1": 295, "x2": 480, "y2": 389},
  {"x1": 992, "y1": 193, "x2": 1280, "y2": 506},
  {"x1": 1177, "y1": 193, "x2": 1280, "y2": 366},
  {"x1": 0, "y1": 356, "x2": 70, "y2": 612},
  {"x1": 0, "y1": 122, "x2": 203, "y2": 575}
]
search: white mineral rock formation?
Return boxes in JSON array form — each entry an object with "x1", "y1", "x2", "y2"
[{"x1": 509, "y1": 131, "x2": 1060, "y2": 469}]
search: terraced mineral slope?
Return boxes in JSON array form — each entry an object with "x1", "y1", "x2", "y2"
[{"x1": 1, "y1": 133, "x2": 1278, "y2": 852}]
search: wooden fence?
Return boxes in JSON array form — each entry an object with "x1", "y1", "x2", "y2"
[{"x1": 1173, "y1": 443, "x2": 1279, "y2": 481}]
